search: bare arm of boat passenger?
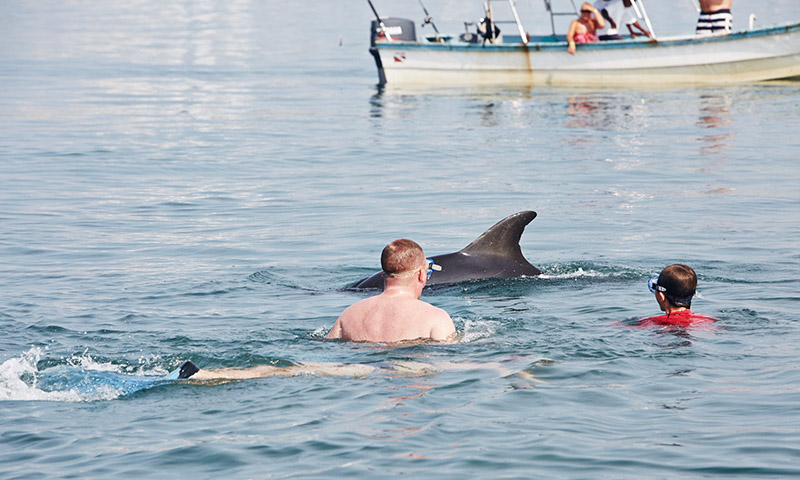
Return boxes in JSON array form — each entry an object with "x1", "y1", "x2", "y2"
[
  {"x1": 599, "y1": 7, "x2": 617, "y2": 31},
  {"x1": 592, "y1": 5, "x2": 606, "y2": 30}
]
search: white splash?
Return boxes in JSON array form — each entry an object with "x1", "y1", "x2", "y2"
[
  {"x1": 0, "y1": 348, "x2": 167, "y2": 402},
  {"x1": 538, "y1": 267, "x2": 604, "y2": 280},
  {"x1": 459, "y1": 318, "x2": 500, "y2": 343},
  {"x1": 311, "y1": 325, "x2": 331, "y2": 339},
  {"x1": 0, "y1": 347, "x2": 81, "y2": 402},
  {"x1": 66, "y1": 348, "x2": 118, "y2": 372}
]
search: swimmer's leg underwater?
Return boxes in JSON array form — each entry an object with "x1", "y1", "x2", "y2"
[
  {"x1": 168, "y1": 358, "x2": 546, "y2": 383},
  {"x1": 167, "y1": 360, "x2": 380, "y2": 380}
]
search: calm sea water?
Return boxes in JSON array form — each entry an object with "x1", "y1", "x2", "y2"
[{"x1": 2, "y1": 0, "x2": 799, "y2": 478}]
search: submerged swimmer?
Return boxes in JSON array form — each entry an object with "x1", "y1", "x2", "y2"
[
  {"x1": 171, "y1": 360, "x2": 446, "y2": 380},
  {"x1": 174, "y1": 361, "x2": 380, "y2": 380},
  {"x1": 637, "y1": 264, "x2": 718, "y2": 328},
  {"x1": 171, "y1": 358, "x2": 543, "y2": 381},
  {"x1": 328, "y1": 239, "x2": 456, "y2": 343}
]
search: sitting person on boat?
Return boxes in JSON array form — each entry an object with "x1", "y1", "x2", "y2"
[
  {"x1": 567, "y1": 2, "x2": 605, "y2": 54},
  {"x1": 594, "y1": 0, "x2": 650, "y2": 40},
  {"x1": 696, "y1": 0, "x2": 733, "y2": 35},
  {"x1": 637, "y1": 264, "x2": 718, "y2": 328}
]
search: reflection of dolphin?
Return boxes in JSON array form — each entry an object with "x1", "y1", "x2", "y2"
[{"x1": 350, "y1": 211, "x2": 542, "y2": 289}]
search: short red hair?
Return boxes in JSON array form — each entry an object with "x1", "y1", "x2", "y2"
[{"x1": 381, "y1": 239, "x2": 425, "y2": 276}]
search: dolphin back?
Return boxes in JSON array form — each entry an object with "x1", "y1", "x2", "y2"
[
  {"x1": 458, "y1": 210, "x2": 537, "y2": 258},
  {"x1": 428, "y1": 210, "x2": 541, "y2": 285},
  {"x1": 349, "y1": 271, "x2": 383, "y2": 289},
  {"x1": 347, "y1": 211, "x2": 541, "y2": 289}
]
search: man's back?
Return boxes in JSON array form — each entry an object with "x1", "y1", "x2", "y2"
[
  {"x1": 330, "y1": 291, "x2": 455, "y2": 343},
  {"x1": 328, "y1": 238, "x2": 456, "y2": 343}
]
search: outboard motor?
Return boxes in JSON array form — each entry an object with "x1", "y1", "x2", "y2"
[
  {"x1": 369, "y1": 18, "x2": 416, "y2": 85},
  {"x1": 370, "y1": 18, "x2": 416, "y2": 46}
]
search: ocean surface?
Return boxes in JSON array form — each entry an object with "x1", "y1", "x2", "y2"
[{"x1": 2, "y1": 0, "x2": 799, "y2": 478}]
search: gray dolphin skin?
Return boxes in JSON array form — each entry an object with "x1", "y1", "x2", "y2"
[{"x1": 349, "y1": 211, "x2": 542, "y2": 289}]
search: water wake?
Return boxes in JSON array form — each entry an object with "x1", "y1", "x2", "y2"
[{"x1": 0, "y1": 347, "x2": 174, "y2": 402}]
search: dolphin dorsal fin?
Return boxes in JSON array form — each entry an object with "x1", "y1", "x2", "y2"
[{"x1": 459, "y1": 211, "x2": 537, "y2": 258}]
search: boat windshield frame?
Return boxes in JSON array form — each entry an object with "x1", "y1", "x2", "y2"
[{"x1": 542, "y1": 0, "x2": 657, "y2": 40}]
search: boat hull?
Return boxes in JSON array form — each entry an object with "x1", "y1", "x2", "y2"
[{"x1": 372, "y1": 23, "x2": 800, "y2": 86}]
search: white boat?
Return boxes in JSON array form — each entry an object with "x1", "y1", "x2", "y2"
[{"x1": 367, "y1": 0, "x2": 800, "y2": 86}]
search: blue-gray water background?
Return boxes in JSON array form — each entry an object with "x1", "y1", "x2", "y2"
[{"x1": 1, "y1": 0, "x2": 799, "y2": 478}]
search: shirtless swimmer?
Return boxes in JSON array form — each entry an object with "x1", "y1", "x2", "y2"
[{"x1": 327, "y1": 238, "x2": 456, "y2": 343}]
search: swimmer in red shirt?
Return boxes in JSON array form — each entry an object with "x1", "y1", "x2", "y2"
[{"x1": 637, "y1": 264, "x2": 717, "y2": 328}]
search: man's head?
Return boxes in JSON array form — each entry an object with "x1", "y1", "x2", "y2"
[
  {"x1": 381, "y1": 239, "x2": 426, "y2": 278},
  {"x1": 653, "y1": 264, "x2": 697, "y2": 309}
]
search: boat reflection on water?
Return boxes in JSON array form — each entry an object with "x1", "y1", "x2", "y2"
[
  {"x1": 563, "y1": 90, "x2": 734, "y2": 163},
  {"x1": 565, "y1": 96, "x2": 608, "y2": 132},
  {"x1": 697, "y1": 93, "x2": 734, "y2": 157},
  {"x1": 368, "y1": 84, "x2": 737, "y2": 166},
  {"x1": 564, "y1": 93, "x2": 650, "y2": 134}
]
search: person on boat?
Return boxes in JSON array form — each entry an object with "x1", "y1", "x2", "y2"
[
  {"x1": 637, "y1": 264, "x2": 718, "y2": 328},
  {"x1": 327, "y1": 238, "x2": 456, "y2": 343},
  {"x1": 567, "y1": 3, "x2": 606, "y2": 54},
  {"x1": 696, "y1": 0, "x2": 733, "y2": 35},
  {"x1": 594, "y1": 0, "x2": 650, "y2": 40}
]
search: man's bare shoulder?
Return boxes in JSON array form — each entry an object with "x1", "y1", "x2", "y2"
[
  {"x1": 328, "y1": 297, "x2": 374, "y2": 339},
  {"x1": 420, "y1": 301, "x2": 456, "y2": 341},
  {"x1": 419, "y1": 300, "x2": 452, "y2": 319},
  {"x1": 340, "y1": 295, "x2": 379, "y2": 316}
]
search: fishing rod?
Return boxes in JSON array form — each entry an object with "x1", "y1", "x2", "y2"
[
  {"x1": 367, "y1": 0, "x2": 393, "y2": 41},
  {"x1": 418, "y1": 0, "x2": 440, "y2": 34}
]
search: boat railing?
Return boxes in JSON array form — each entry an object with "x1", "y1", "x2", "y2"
[
  {"x1": 542, "y1": 0, "x2": 579, "y2": 37},
  {"x1": 484, "y1": 0, "x2": 529, "y2": 44},
  {"x1": 543, "y1": 0, "x2": 658, "y2": 40}
]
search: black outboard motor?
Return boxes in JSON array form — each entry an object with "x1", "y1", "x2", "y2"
[
  {"x1": 369, "y1": 18, "x2": 416, "y2": 85},
  {"x1": 369, "y1": 17, "x2": 417, "y2": 46}
]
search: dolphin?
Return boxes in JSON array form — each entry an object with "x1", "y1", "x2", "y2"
[{"x1": 349, "y1": 211, "x2": 542, "y2": 289}]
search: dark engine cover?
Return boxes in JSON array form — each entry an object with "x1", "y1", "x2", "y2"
[{"x1": 370, "y1": 18, "x2": 417, "y2": 46}]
